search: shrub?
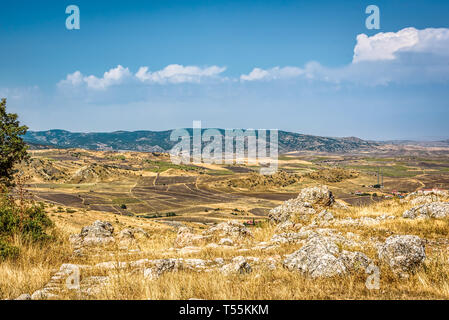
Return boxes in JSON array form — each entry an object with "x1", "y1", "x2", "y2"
[
  {"x1": 0, "y1": 191, "x2": 54, "y2": 260},
  {"x1": 0, "y1": 239, "x2": 19, "y2": 261}
]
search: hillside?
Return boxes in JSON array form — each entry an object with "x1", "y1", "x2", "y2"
[{"x1": 24, "y1": 129, "x2": 378, "y2": 153}]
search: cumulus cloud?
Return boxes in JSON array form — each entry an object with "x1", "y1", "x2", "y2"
[
  {"x1": 135, "y1": 64, "x2": 226, "y2": 84},
  {"x1": 56, "y1": 28, "x2": 449, "y2": 89},
  {"x1": 240, "y1": 66, "x2": 303, "y2": 81},
  {"x1": 58, "y1": 65, "x2": 131, "y2": 90},
  {"x1": 59, "y1": 64, "x2": 226, "y2": 90},
  {"x1": 353, "y1": 27, "x2": 449, "y2": 63},
  {"x1": 240, "y1": 27, "x2": 449, "y2": 85}
]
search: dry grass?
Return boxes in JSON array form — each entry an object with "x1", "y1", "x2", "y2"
[
  {"x1": 0, "y1": 233, "x2": 72, "y2": 299},
  {"x1": 1, "y1": 198, "x2": 449, "y2": 300}
]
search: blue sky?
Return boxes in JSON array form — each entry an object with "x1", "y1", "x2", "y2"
[{"x1": 1, "y1": 0, "x2": 449, "y2": 140}]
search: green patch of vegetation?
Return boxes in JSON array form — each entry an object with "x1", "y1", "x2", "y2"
[
  {"x1": 165, "y1": 212, "x2": 177, "y2": 217},
  {"x1": 141, "y1": 213, "x2": 163, "y2": 219},
  {"x1": 278, "y1": 155, "x2": 297, "y2": 161},
  {"x1": 108, "y1": 155, "x2": 126, "y2": 161},
  {"x1": 65, "y1": 208, "x2": 76, "y2": 214},
  {"x1": 0, "y1": 192, "x2": 54, "y2": 260},
  {"x1": 143, "y1": 160, "x2": 200, "y2": 173},
  {"x1": 344, "y1": 164, "x2": 423, "y2": 178},
  {"x1": 206, "y1": 169, "x2": 234, "y2": 176}
]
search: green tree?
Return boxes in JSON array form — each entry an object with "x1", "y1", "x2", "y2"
[{"x1": 0, "y1": 98, "x2": 29, "y2": 186}]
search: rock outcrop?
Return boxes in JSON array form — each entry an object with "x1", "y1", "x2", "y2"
[
  {"x1": 403, "y1": 202, "x2": 449, "y2": 219},
  {"x1": 378, "y1": 235, "x2": 426, "y2": 276},
  {"x1": 204, "y1": 221, "x2": 252, "y2": 239},
  {"x1": 269, "y1": 186, "x2": 334, "y2": 223},
  {"x1": 70, "y1": 220, "x2": 115, "y2": 247},
  {"x1": 220, "y1": 256, "x2": 252, "y2": 275},
  {"x1": 404, "y1": 189, "x2": 449, "y2": 205},
  {"x1": 283, "y1": 234, "x2": 371, "y2": 278},
  {"x1": 174, "y1": 227, "x2": 208, "y2": 248}
]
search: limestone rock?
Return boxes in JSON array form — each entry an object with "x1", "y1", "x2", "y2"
[
  {"x1": 144, "y1": 259, "x2": 182, "y2": 280},
  {"x1": 283, "y1": 234, "x2": 369, "y2": 278},
  {"x1": 378, "y1": 235, "x2": 426, "y2": 275},
  {"x1": 174, "y1": 227, "x2": 207, "y2": 248},
  {"x1": 219, "y1": 238, "x2": 234, "y2": 246},
  {"x1": 221, "y1": 256, "x2": 252, "y2": 275},
  {"x1": 403, "y1": 202, "x2": 449, "y2": 219},
  {"x1": 205, "y1": 221, "x2": 252, "y2": 239},
  {"x1": 119, "y1": 227, "x2": 148, "y2": 240},
  {"x1": 268, "y1": 186, "x2": 334, "y2": 223},
  {"x1": 70, "y1": 220, "x2": 115, "y2": 247}
]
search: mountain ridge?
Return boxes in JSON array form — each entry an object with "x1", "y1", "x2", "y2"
[{"x1": 23, "y1": 129, "x2": 379, "y2": 153}]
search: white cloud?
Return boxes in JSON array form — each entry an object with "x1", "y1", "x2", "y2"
[
  {"x1": 135, "y1": 64, "x2": 226, "y2": 84},
  {"x1": 83, "y1": 65, "x2": 131, "y2": 89},
  {"x1": 353, "y1": 27, "x2": 449, "y2": 63},
  {"x1": 240, "y1": 27, "x2": 449, "y2": 85},
  {"x1": 58, "y1": 71, "x2": 84, "y2": 87},
  {"x1": 59, "y1": 64, "x2": 226, "y2": 90},
  {"x1": 58, "y1": 65, "x2": 132, "y2": 90},
  {"x1": 240, "y1": 66, "x2": 303, "y2": 81},
  {"x1": 57, "y1": 27, "x2": 449, "y2": 90}
]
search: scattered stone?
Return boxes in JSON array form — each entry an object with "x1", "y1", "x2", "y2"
[
  {"x1": 283, "y1": 235, "x2": 346, "y2": 278},
  {"x1": 219, "y1": 238, "x2": 234, "y2": 246},
  {"x1": 378, "y1": 235, "x2": 426, "y2": 275},
  {"x1": 403, "y1": 202, "x2": 449, "y2": 219},
  {"x1": 404, "y1": 189, "x2": 449, "y2": 206},
  {"x1": 221, "y1": 256, "x2": 252, "y2": 275},
  {"x1": 175, "y1": 227, "x2": 208, "y2": 248},
  {"x1": 119, "y1": 227, "x2": 148, "y2": 240},
  {"x1": 339, "y1": 251, "x2": 372, "y2": 272},
  {"x1": 271, "y1": 232, "x2": 304, "y2": 244},
  {"x1": 268, "y1": 185, "x2": 334, "y2": 223},
  {"x1": 31, "y1": 289, "x2": 58, "y2": 300},
  {"x1": 144, "y1": 259, "x2": 182, "y2": 280},
  {"x1": 205, "y1": 221, "x2": 252, "y2": 239},
  {"x1": 283, "y1": 234, "x2": 369, "y2": 278},
  {"x1": 70, "y1": 220, "x2": 115, "y2": 247}
]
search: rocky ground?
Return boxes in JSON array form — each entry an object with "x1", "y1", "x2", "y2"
[{"x1": 6, "y1": 186, "x2": 449, "y2": 300}]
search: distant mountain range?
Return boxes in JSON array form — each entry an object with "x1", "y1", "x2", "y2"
[
  {"x1": 380, "y1": 139, "x2": 449, "y2": 148},
  {"x1": 24, "y1": 129, "x2": 380, "y2": 153}
]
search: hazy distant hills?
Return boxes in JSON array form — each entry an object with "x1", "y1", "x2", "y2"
[
  {"x1": 24, "y1": 129, "x2": 379, "y2": 153},
  {"x1": 380, "y1": 139, "x2": 449, "y2": 148}
]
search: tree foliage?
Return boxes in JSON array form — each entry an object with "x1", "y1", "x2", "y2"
[{"x1": 0, "y1": 98, "x2": 29, "y2": 186}]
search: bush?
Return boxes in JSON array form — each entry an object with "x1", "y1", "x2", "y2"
[
  {"x1": 0, "y1": 239, "x2": 19, "y2": 261},
  {"x1": 0, "y1": 191, "x2": 54, "y2": 260}
]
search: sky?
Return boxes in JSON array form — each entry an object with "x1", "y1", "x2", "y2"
[{"x1": 0, "y1": 0, "x2": 449, "y2": 140}]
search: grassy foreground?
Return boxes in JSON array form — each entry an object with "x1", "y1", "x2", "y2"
[{"x1": 1, "y1": 199, "x2": 449, "y2": 300}]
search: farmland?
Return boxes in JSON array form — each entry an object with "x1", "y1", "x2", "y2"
[{"x1": 21, "y1": 147, "x2": 449, "y2": 224}]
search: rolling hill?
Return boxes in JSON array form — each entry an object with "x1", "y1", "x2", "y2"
[{"x1": 23, "y1": 129, "x2": 378, "y2": 153}]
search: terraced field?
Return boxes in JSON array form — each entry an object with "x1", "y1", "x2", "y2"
[{"x1": 23, "y1": 148, "x2": 449, "y2": 224}]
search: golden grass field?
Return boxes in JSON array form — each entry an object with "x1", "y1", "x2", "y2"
[
  {"x1": 1, "y1": 148, "x2": 449, "y2": 300},
  {"x1": 1, "y1": 197, "x2": 449, "y2": 300}
]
